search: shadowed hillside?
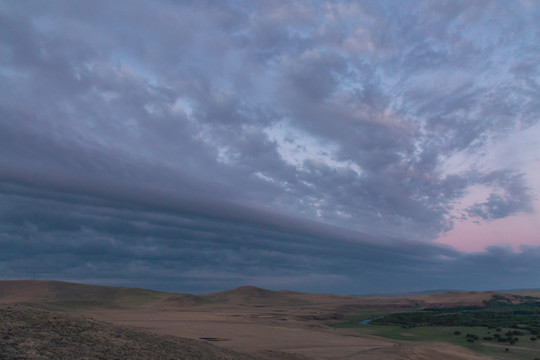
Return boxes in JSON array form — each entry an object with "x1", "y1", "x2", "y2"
[
  {"x1": 0, "y1": 280, "x2": 174, "y2": 309},
  {"x1": 0, "y1": 304, "x2": 259, "y2": 360}
]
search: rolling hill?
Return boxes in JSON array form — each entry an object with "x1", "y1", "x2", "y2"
[{"x1": 2, "y1": 280, "x2": 537, "y2": 310}]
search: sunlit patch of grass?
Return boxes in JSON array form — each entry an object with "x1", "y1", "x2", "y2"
[{"x1": 358, "y1": 325, "x2": 540, "y2": 360}]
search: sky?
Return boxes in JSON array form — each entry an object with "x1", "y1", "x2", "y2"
[{"x1": 1, "y1": 0, "x2": 540, "y2": 295}]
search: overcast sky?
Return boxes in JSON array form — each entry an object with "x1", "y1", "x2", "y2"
[{"x1": 1, "y1": 0, "x2": 540, "y2": 294}]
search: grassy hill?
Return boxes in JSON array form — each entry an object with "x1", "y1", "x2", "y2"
[{"x1": 0, "y1": 280, "x2": 174, "y2": 309}]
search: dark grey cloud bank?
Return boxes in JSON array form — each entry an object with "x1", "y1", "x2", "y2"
[
  {"x1": 1, "y1": 0, "x2": 540, "y2": 293},
  {"x1": 2, "y1": 179, "x2": 539, "y2": 293}
]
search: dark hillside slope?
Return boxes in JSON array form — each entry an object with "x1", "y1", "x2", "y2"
[
  {"x1": 0, "y1": 304, "x2": 259, "y2": 360},
  {"x1": 0, "y1": 280, "x2": 201, "y2": 309}
]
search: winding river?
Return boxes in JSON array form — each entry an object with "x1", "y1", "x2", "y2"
[{"x1": 358, "y1": 316, "x2": 384, "y2": 325}]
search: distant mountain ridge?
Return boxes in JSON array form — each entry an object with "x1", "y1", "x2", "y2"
[
  {"x1": 356, "y1": 289, "x2": 461, "y2": 298},
  {"x1": 494, "y1": 288, "x2": 540, "y2": 294},
  {"x1": 2, "y1": 280, "x2": 539, "y2": 310},
  {"x1": 356, "y1": 288, "x2": 540, "y2": 298},
  {"x1": 0, "y1": 281, "x2": 358, "y2": 308}
]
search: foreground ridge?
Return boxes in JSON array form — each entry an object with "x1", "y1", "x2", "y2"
[{"x1": 0, "y1": 304, "x2": 259, "y2": 360}]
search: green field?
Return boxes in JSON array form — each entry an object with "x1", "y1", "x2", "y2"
[
  {"x1": 330, "y1": 318, "x2": 540, "y2": 359},
  {"x1": 327, "y1": 302, "x2": 540, "y2": 360},
  {"x1": 365, "y1": 324, "x2": 540, "y2": 359}
]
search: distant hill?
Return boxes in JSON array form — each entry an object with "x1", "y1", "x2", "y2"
[
  {"x1": 496, "y1": 288, "x2": 540, "y2": 295},
  {"x1": 0, "y1": 281, "x2": 322, "y2": 308},
  {"x1": 204, "y1": 285, "x2": 301, "y2": 305},
  {"x1": 357, "y1": 288, "x2": 540, "y2": 301},
  {"x1": 204, "y1": 286, "x2": 387, "y2": 306},
  {"x1": 0, "y1": 280, "x2": 174, "y2": 309},
  {"x1": 2, "y1": 280, "x2": 539, "y2": 311},
  {"x1": 203, "y1": 285, "x2": 343, "y2": 306},
  {"x1": 419, "y1": 291, "x2": 497, "y2": 307},
  {"x1": 357, "y1": 289, "x2": 460, "y2": 298}
]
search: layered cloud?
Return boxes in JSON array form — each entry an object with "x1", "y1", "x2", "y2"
[{"x1": 1, "y1": 1, "x2": 539, "y2": 293}]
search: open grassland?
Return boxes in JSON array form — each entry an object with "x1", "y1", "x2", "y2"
[
  {"x1": 328, "y1": 298, "x2": 540, "y2": 360},
  {"x1": 363, "y1": 325, "x2": 540, "y2": 360},
  {"x1": 331, "y1": 320, "x2": 540, "y2": 359}
]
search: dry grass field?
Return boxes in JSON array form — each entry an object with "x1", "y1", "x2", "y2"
[
  {"x1": 1, "y1": 280, "x2": 539, "y2": 360},
  {"x1": 0, "y1": 304, "x2": 258, "y2": 360}
]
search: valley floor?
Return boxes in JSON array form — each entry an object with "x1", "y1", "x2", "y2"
[{"x1": 81, "y1": 304, "x2": 493, "y2": 359}]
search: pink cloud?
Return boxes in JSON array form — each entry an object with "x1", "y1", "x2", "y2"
[{"x1": 436, "y1": 213, "x2": 540, "y2": 252}]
